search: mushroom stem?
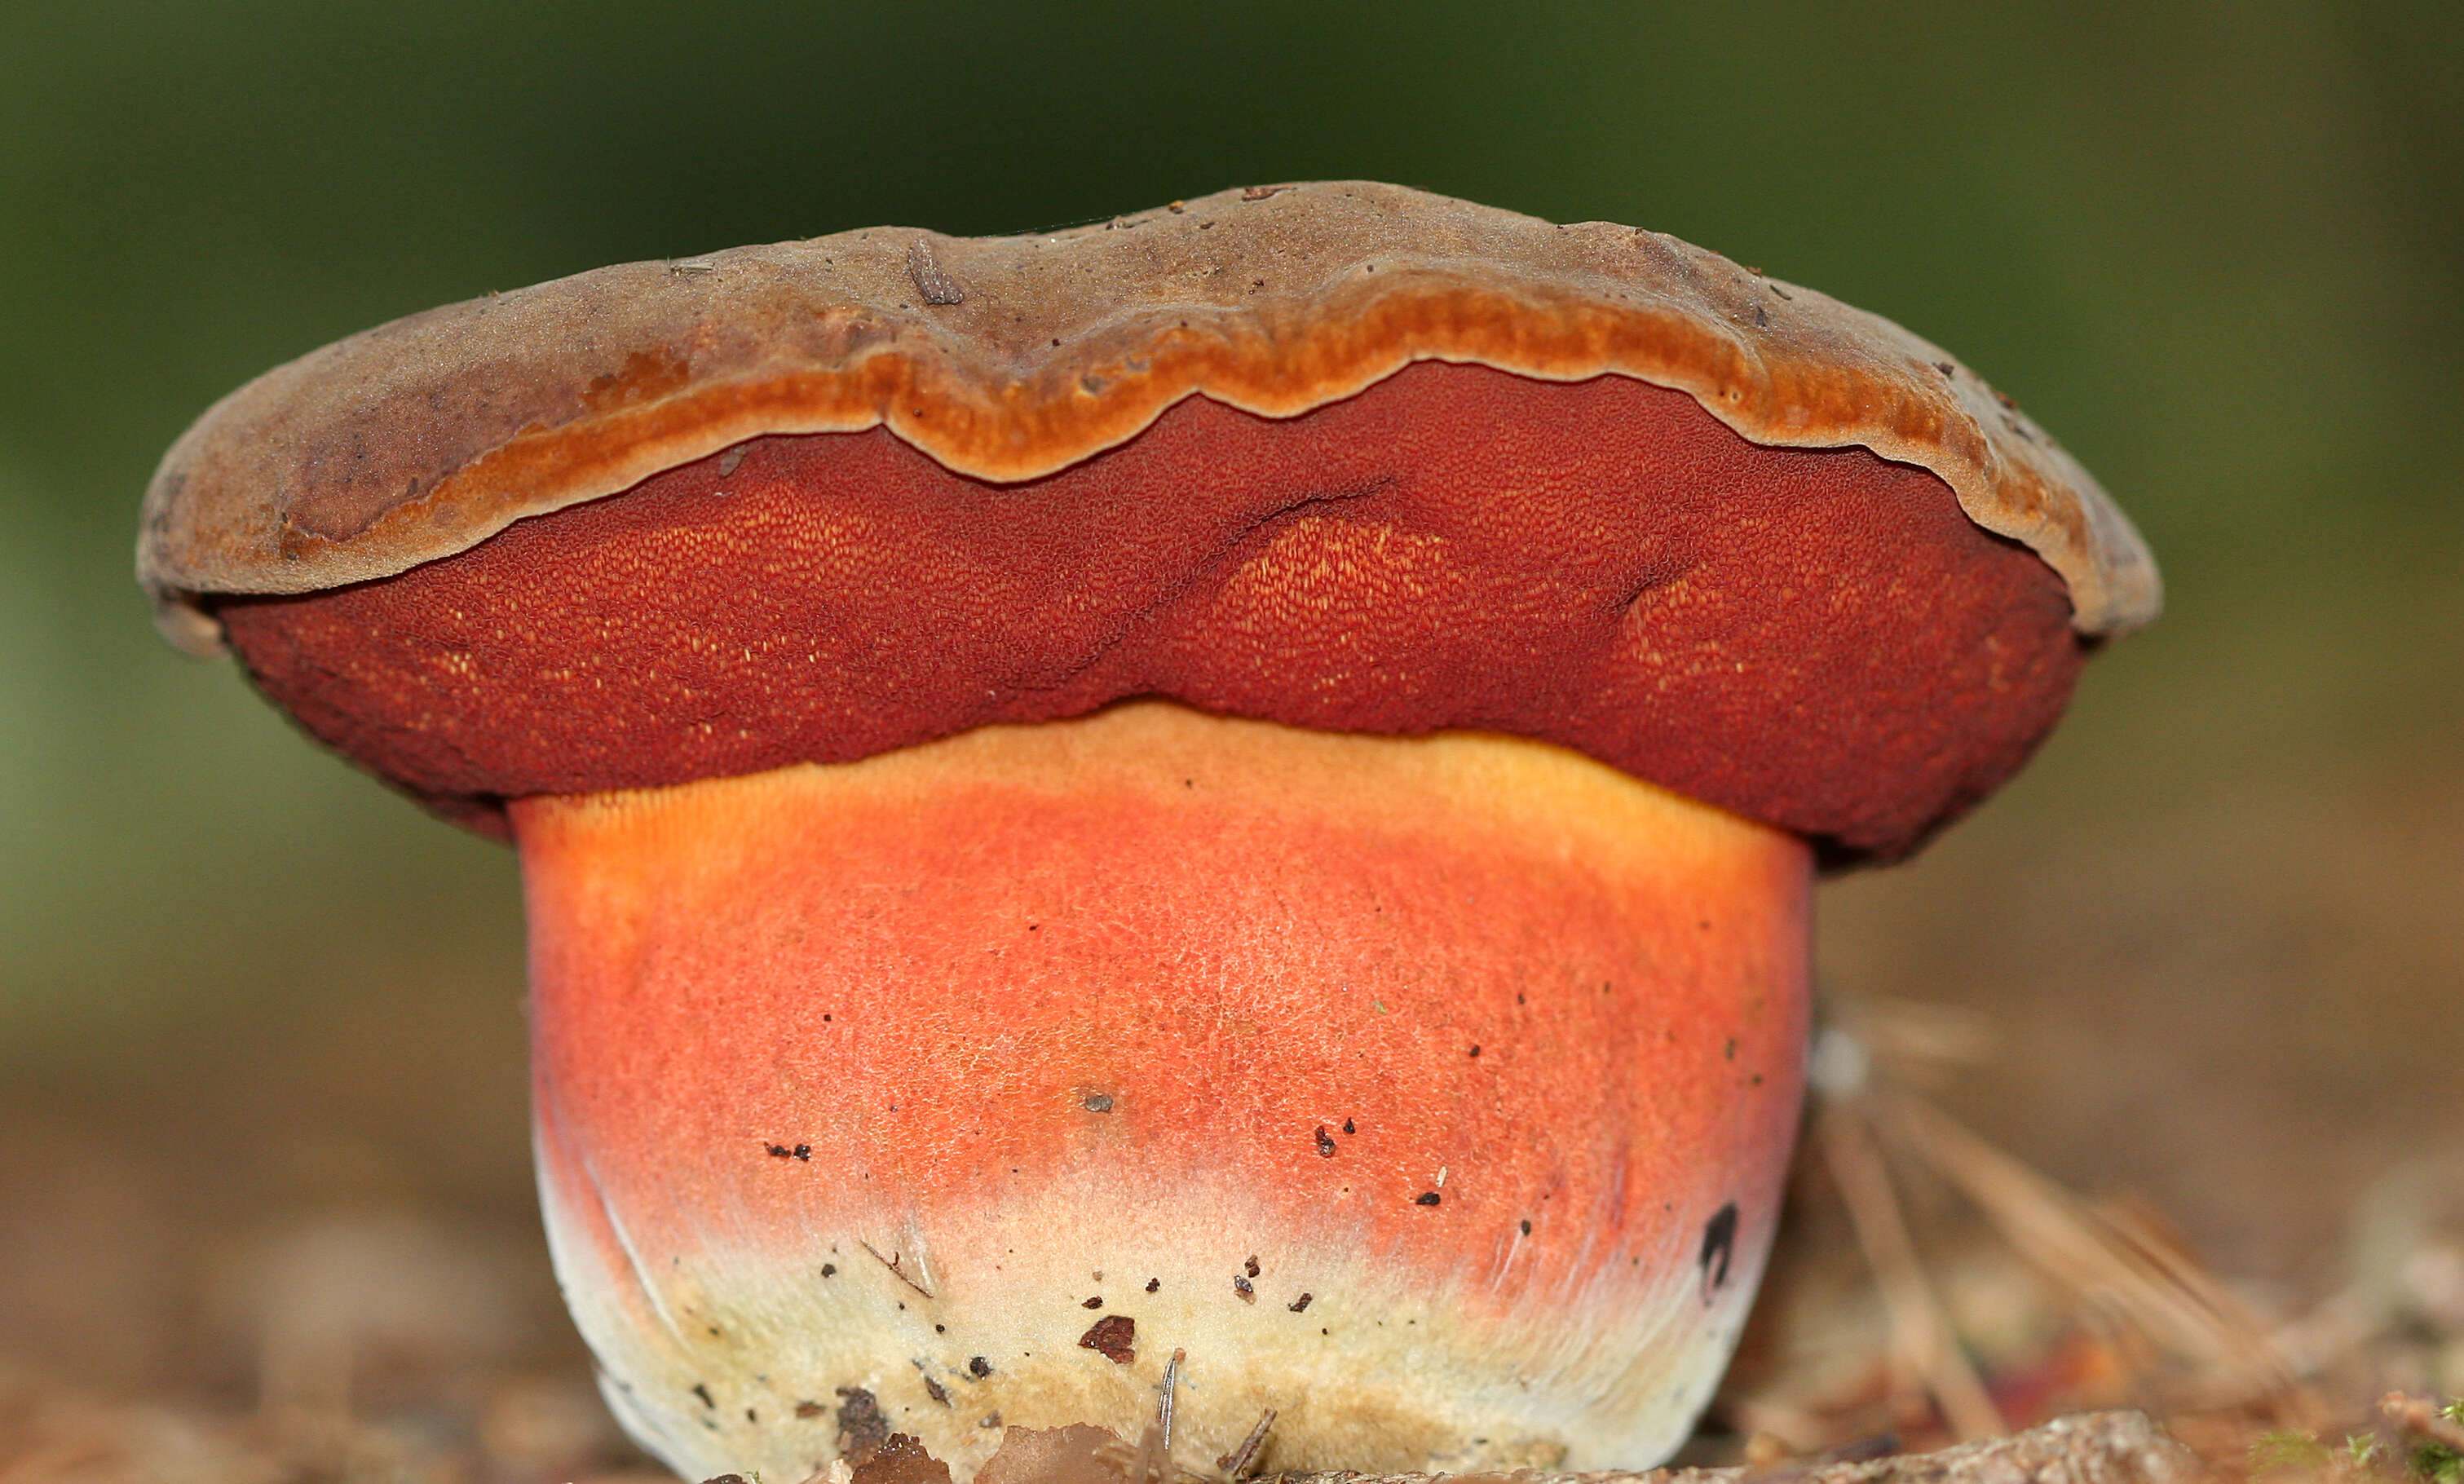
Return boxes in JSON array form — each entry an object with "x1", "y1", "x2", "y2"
[{"x1": 513, "y1": 702, "x2": 1810, "y2": 1482}]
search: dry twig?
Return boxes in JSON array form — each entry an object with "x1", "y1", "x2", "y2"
[
  {"x1": 1881, "y1": 1091, "x2": 2303, "y2": 1418},
  {"x1": 1217, "y1": 1408, "x2": 1276, "y2": 1478},
  {"x1": 1817, "y1": 1098, "x2": 2007, "y2": 1440}
]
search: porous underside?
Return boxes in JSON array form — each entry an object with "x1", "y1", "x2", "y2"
[{"x1": 219, "y1": 364, "x2": 2082, "y2": 860}]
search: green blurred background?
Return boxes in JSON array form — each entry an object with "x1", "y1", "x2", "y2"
[{"x1": 1, "y1": 0, "x2": 2457, "y2": 1413}]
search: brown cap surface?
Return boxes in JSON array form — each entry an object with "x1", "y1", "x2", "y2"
[{"x1": 139, "y1": 181, "x2": 2159, "y2": 860}]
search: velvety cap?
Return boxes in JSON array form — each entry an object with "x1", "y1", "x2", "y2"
[{"x1": 138, "y1": 181, "x2": 2158, "y2": 862}]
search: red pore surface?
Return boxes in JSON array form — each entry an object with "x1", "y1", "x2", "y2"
[{"x1": 220, "y1": 362, "x2": 2083, "y2": 860}]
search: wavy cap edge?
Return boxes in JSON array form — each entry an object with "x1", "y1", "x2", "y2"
[{"x1": 138, "y1": 181, "x2": 2160, "y2": 656}]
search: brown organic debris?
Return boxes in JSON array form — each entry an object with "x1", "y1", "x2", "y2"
[
  {"x1": 976, "y1": 1424, "x2": 1121, "y2": 1484},
  {"x1": 836, "y1": 1385, "x2": 891, "y2": 1466},
  {"x1": 850, "y1": 1432, "x2": 953, "y2": 1484},
  {"x1": 906, "y1": 238, "x2": 965, "y2": 307},
  {"x1": 1077, "y1": 1314, "x2": 1136, "y2": 1364}
]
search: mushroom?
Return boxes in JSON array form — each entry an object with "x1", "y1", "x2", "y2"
[{"x1": 137, "y1": 182, "x2": 2157, "y2": 1482}]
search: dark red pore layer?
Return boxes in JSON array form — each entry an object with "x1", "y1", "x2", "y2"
[{"x1": 220, "y1": 362, "x2": 2084, "y2": 861}]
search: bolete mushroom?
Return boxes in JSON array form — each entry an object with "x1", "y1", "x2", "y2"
[{"x1": 138, "y1": 183, "x2": 2157, "y2": 1482}]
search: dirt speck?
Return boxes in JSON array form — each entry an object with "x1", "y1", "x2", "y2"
[
  {"x1": 905, "y1": 238, "x2": 965, "y2": 307},
  {"x1": 1415, "y1": 1192, "x2": 1442, "y2": 1207},
  {"x1": 1081, "y1": 1296, "x2": 1102, "y2": 1310},
  {"x1": 836, "y1": 1385, "x2": 890, "y2": 1464},
  {"x1": 1078, "y1": 1314, "x2": 1136, "y2": 1363},
  {"x1": 1288, "y1": 1292, "x2": 1313, "y2": 1313},
  {"x1": 1233, "y1": 1275, "x2": 1255, "y2": 1302},
  {"x1": 1700, "y1": 1201, "x2": 1739, "y2": 1299},
  {"x1": 852, "y1": 1432, "x2": 952, "y2": 1484}
]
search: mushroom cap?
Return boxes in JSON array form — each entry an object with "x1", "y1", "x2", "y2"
[{"x1": 137, "y1": 181, "x2": 2159, "y2": 861}]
